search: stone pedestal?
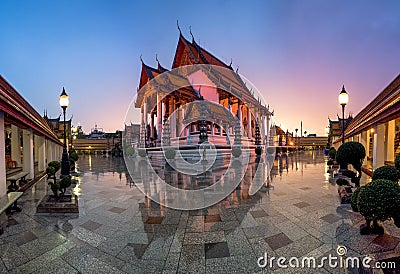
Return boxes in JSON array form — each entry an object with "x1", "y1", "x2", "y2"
[{"x1": 36, "y1": 194, "x2": 79, "y2": 214}]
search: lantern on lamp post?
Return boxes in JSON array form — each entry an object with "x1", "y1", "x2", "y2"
[
  {"x1": 338, "y1": 85, "x2": 349, "y2": 144},
  {"x1": 59, "y1": 88, "x2": 70, "y2": 177}
]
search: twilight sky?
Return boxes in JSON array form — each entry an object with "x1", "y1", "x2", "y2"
[{"x1": 1, "y1": 0, "x2": 399, "y2": 135}]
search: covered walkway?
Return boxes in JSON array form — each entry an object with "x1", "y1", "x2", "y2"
[
  {"x1": 0, "y1": 75, "x2": 63, "y2": 197},
  {"x1": 334, "y1": 74, "x2": 400, "y2": 172}
]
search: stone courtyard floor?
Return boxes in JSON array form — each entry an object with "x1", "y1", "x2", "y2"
[{"x1": 1, "y1": 151, "x2": 399, "y2": 273}]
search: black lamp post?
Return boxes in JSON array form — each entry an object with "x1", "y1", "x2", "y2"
[
  {"x1": 338, "y1": 85, "x2": 349, "y2": 144},
  {"x1": 59, "y1": 87, "x2": 70, "y2": 176}
]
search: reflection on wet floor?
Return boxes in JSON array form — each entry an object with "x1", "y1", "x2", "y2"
[{"x1": 3, "y1": 150, "x2": 399, "y2": 273}]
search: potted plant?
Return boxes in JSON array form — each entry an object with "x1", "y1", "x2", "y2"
[
  {"x1": 357, "y1": 179, "x2": 400, "y2": 235},
  {"x1": 335, "y1": 142, "x2": 366, "y2": 187},
  {"x1": 336, "y1": 178, "x2": 353, "y2": 203},
  {"x1": 255, "y1": 147, "x2": 262, "y2": 156}
]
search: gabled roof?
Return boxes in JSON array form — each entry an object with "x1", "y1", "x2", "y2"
[
  {"x1": 135, "y1": 60, "x2": 199, "y2": 108},
  {"x1": 172, "y1": 32, "x2": 270, "y2": 113},
  {"x1": 138, "y1": 61, "x2": 161, "y2": 90}
]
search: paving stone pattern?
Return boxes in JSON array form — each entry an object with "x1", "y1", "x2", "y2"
[{"x1": 1, "y1": 152, "x2": 399, "y2": 273}]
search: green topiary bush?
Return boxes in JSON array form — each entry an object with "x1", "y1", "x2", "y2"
[
  {"x1": 336, "y1": 142, "x2": 366, "y2": 187},
  {"x1": 255, "y1": 147, "x2": 262, "y2": 156},
  {"x1": 351, "y1": 176, "x2": 360, "y2": 185},
  {"x1": 358, "y1": 179, "x2": 400, "y2": 234},
  {"x1": 59, "y1": 176, "x2": 72, "y2": 194},
  {"x1": 327, "y1": 159, "x2": 334, "y2": 166},
  {"x1": 395, "y1": 154, "x2": 400, "y2": 170},
  {"x1": 342, "y1": 170, "x2": 357, "y2": 178},
  {"x1": 46, "y1": 166, "x2": 55, "y2": 178},
  {"x1": 336, "y1": 178, "x2": 350, "y2": 186},
  {"x1": 48, "y1": 161, "x2": 61, "y2": 173},
  {"x1": 336, "y1": 142, "x2": 366, "y2": 170},
  {"x1": 69, "y1": 151, "x2": 79, "y2": 162},
  {"x1": 328, "y1": 147, "x2": 336, "y2": 160},
  {"x1": 372, "y1": 165, "x2": 400, "y2": 182},
  {"x1": 350, "y1": 186, "x2": 363, "y2": 212}
]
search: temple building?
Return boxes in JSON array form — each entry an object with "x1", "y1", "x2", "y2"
[
  {"x1": 133, "y1": 29, "x2": 273, "y2": 152},
  {"x1": 333, "y1": 74, "x2": 400, "y2": 171},
  {"x1": 0, "y1": 75, "x2": 63, "y2": 197},
  {"x1": 44, "y1": 113, "x2": 72, "y2": 148},
  {"x1": 327, "y1": 115, "x2": 353, "y2": 147}
]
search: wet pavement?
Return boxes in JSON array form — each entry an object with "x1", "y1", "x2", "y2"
[{"x1": 0, "y1": 151, "x2": 399, "y2": 273}]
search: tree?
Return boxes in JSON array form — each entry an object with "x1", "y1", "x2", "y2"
[{"x1": 335, "y1": 141, "x2": 366, "y2": 187}]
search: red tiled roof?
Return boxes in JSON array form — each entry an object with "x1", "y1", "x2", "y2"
[{"x1": 0, "y1": 75, "x2": 62, "y2": 145}]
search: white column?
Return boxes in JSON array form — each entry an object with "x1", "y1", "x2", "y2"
[
  {"x1": 34, "y1": 135, "x2": 39, "y2": 167},
  {"x1": 143, "y1": 100, "x2": 148, "y2": 126},
  {"x1": 51, "y1": 143, "x2": 56, "y2": 162},
  {"x1": 359, "y1": 132, "x2": 367, "y2": 165},
  {"x1": 11, "y1": 124, "x2": 21, "y2": 166},
  {"x1": 238, "y1": 103, "x2": 242, "y2": 135},
  {"x1": 0, "y1": 111, "x2": 6, "y2": 197},
  {"x1": 182, "y1": 107, "x2": 187, "y2": 137},
  {"x1": 247, "y1": 105, "x2": 252, "y2": 138},
  {"x1": 266, "y1": 115, "x2": 270, "y2": 146},
  {"x1": 36, "y1": 136, "x2": 46, "y2": 172},
  {"x1": 150, "y1": 114, "x2": 154, "y2": 139},
  {"x1": 171, "y1": 100, "x2": 176, "y2": 138},
  {"x1": 373, "y1": 124, "x2": 385, "y2": 171},
  {"x1": 157, "y1": 94, "x2": 162, "y2": 140},
  {"x1": 386, "y1": 120, "x2": 395, "y2": 162},
  {"x1": 46, "y1": 139, "x2": 52, "y2": 163},
  {"x1": 23, "y1": 129, "x2": 34, "y2": 179}
]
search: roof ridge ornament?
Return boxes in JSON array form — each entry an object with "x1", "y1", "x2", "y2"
[
  {"x1": 177, "y1": 20, "x2": 182, "y2": 34},
  {"x1": 140, "y1": 54, "x2": 144, "y2": 63},
  {"x1": 189, "y1": 26, "x2": 195, "y2": 42}
]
